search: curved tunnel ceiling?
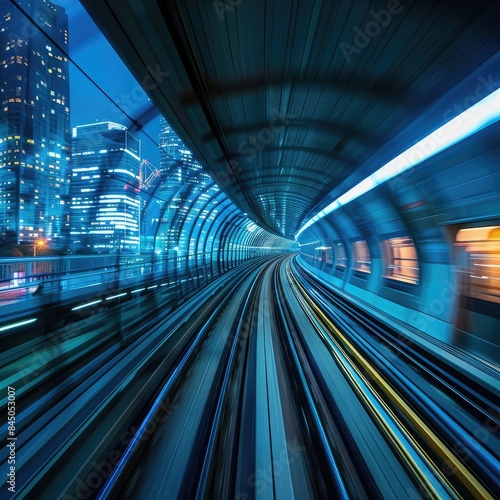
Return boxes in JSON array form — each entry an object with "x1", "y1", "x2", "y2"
[{"x1": 80, "y1": 0, "x2": 499, "y2": 239}]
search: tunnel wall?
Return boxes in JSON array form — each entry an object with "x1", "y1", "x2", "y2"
[
  {"x1": 297, "y1": 122, "x2": 500, "y2": 362},
  {"x1": 141, "y1": 161, "x2": 291, "y2": 281}
]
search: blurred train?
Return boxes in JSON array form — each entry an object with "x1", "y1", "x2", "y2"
[{"x1": 298, "y1": 119, "x2": 500, "y2": 363}]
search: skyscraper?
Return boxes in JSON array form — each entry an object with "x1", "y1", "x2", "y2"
[
  {"x1": 0, "y1": 0, "x2": 71, "y2": 247},
  {"x1": 155, "y1": 117, "x2": 203, "y2": 254},
  {"x1": 69, "y1": 121, "x2": 141, "y2": 254},
  {"x1": 159, "y1": 118, "x2": 199, "y2": 172}
]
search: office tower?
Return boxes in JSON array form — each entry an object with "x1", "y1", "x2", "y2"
[
  {"x1": 0, "y1": 0, "x2": 71, "y2": 247},
  {"x1": 70, "y1": 121, "x2": 141, "y2": 254},
  {"x1": 154, "y1": 116, "x2": 204, "y2": 255},
  {"x1": 159, "y1": 116, "x2": 198, "y2": 174}
]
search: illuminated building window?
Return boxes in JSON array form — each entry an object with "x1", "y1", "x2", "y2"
[
  {"x1": 353, "y1": 240, "x2": 371, "y2": 273},
  {"x1": 383, "y1": 236, "x2": 419, "y2": 285},
  {"x1": 455, "y1": 226, "x2": 500, "y2": 303}
]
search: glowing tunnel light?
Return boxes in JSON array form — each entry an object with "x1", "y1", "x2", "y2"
[
  {"x1": 0, "y1": 318, "x2": 37, "y2": 332},
  {"x1": 296, "y1": 88, "x2": 500, "y2": 239},
  {"x1": 106, "y1": 292, "x2": 127, "y2": 300},
  {"x1": 71, "y1": 299, "x2": 102, "y2": 311}
]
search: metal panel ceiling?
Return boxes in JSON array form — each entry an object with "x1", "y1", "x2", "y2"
[{"x1": 80, "y1": 0, "x2": 500, "y2": 238}]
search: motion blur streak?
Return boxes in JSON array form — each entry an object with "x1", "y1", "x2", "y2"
[
  {"x1": 1, "y1": 256, "x2": 498, "y2": 499},
  {"x1": 1, "y1": 1, "x2": 500, "y2": 499}
]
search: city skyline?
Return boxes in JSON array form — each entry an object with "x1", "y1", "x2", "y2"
[
  {"x1": 69, "y1": 121, "x2": 141, "y2": 253},
  {"x1": 0, "y1": 0, "x2": 71, "y2": 246},
  {"x1": 0, "y1": 0, "x2": 190, "y2": 253}
]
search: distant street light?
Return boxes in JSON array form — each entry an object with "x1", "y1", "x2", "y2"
[{"x1": 34, "y1": 239, "x2": 46, "y2": 256}]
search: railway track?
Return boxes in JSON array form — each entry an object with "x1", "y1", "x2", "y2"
[{"x1": 1, "y1": 255, "x2": 498, "y2": 499}]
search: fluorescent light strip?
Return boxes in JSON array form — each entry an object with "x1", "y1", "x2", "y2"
[
  {"x1": 106, "y1": 292, "x2": 127, "y2": 300},
  {"x1": 298, "y1": 241, "x2": 320, "y2": 247},
  {"x1": 296, "y1": 88, "x2": 500, "y2": 239},
  {"x1": 0, "y1": 318, "x2": 37, "y2": 332},
  {"x1": 131, "y1": 288, "x2": 145, "y2": 294},
  {"x1": 80, "y1": 282, "x2": 102, "y2": 288},
  {"x1": 72, "y1": 299, "x2": 102, "y2": 311},
  {"x1": 147, "y1": 285, "x2": 158, "y2": 289}
]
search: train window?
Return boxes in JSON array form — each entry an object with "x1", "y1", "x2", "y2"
[
  {"x1": 455, "y1": 226, "x2": 500, "y2": 302},
  {"x1": 353, "y1": 240, "x2": 370, "y2": 273},
  {"x1": 315, "y1": 245, "x2": 333, "y2": 267},
  {"x1": 335, "y1": 242, "x2": 347, "y2": 268},
  {"x1": 382, "y1": 236, "x2": 419, "y2": 285}
]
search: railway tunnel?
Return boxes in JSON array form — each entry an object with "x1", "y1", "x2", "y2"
[{"x1": 0, "y1": 0, "x2": 499, "y2": 498}]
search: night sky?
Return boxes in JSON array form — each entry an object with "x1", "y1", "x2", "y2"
[{"x1": 66, "y1": 1, "x2": 161, "y2": 165}]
